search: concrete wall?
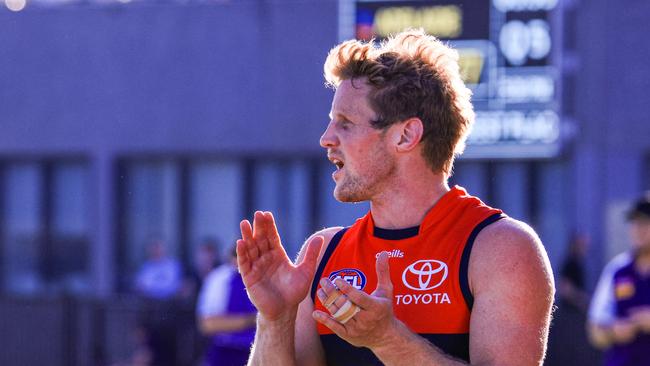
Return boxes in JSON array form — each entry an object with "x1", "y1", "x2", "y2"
[{"x1": 0, "y1": 1, "x2": 337, "y2": 154}]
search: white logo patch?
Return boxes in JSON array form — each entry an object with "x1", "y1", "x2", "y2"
[
  {"x1": 401, "y1": 259, "x2": 448, "y2": 291},
  {"x1": 375, "y1": 249, "x2": 405, "y2": 259}
]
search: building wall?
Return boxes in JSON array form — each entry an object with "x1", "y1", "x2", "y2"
[
  {"x1": 0, "y1": 2, "x2": 336, "y2": 154},
  {"x1": 573, "y1": 0, "x2": 650, "y2": 286},
  {"x1": 0, "y1": 0, "x2": 648, "y2": 295}
]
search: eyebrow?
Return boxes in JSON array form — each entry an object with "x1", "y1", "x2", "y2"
[{"x1": 329, "y1": 108, "x2": 356, "y2": 121}]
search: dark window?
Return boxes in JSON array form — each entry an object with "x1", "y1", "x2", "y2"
[{"x1": 0, "y1": 160, "x2": 90, "y2": 295}]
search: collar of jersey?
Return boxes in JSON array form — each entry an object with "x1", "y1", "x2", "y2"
[
  {"x1": 373, "y1": 225, "x2": 420, "y2": 240},
  {"x1": 368, "y1": 186, "x2": 467, "y2": 240}
]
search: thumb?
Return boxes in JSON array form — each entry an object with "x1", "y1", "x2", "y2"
[
  {"x1": 373, "y1": 251, "x2": 393, "y2": 298},
  {"x1": 296, "y1": 235, "x2": 324, "y2": 276}
]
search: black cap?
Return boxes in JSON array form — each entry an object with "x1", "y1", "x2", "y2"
[{"x1": 626, "y1": 192, "x2": 650, "y2": 221}]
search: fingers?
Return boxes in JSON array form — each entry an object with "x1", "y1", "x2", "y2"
[
  {"x1": 317, "y1": 277, "x2": 340, "y2": 306},
  {"x1": 263, "y1": 211, "x2": 283, "y2": 250},
  {"x1": 296, "y1": 235, "x2": 324, "y2": 277},
  {"x1": 317, "y1": 277, "x2": 348, "y2": 313},
  {"x1": 240, "y1": 219, "x2": 253, "y2": 241},
  {"x1": 313, "y1": 310, "x2": 348, "y2": 334},
  {"x1": 322, "y1": 289, "x2": 341, "y2": 308},
  {"x1": 331, "y1": 278, "x2": 374, "y2": 309},
  {"x1": 251, "y1": 211, "x2": 286, "y2": 255},
  {"x1": 312, "y1": 300, "x2": 360, "y2": 331},
  {"x1": 374, "y1": 251, "x2": 393, "y2": 298},
  {"x1": 239, "y1": 218, "x2": 260, "y2": 259},
  {"x1": 239, "y1": 219, "x2": 261, "y2": 262},
  {"x1": 252, "y1": 211, "x2": 270, "y2": 253},
  {"x1": 240, "y1": 211, "x2": 282, "y2": 263},
  {"x1": 332, "y1": 299, "x2": 361, "y2": 324},
  {"x1": 235, "y1": 239, "x2": 251, "y2": 275}
]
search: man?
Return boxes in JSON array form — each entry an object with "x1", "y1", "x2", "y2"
[
  {"x1": 588, "y1": 193, "x2": 650, "y2": 366},
  {"x1": 134, "y1": 239, "x2": 182, "y2": 300},
  {"x1": 133, "y1": 239, "x2": 183, "y2": 366},
  {"x1": 197, "y1": 245, "x2": 257, "y2": 366},
  {"x1": 236, "y1": 29, "x2": 554, "y2": 365}
]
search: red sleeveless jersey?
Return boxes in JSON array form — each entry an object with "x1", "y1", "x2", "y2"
[{"x1": 310, "y1": 186, "x2": 504, "y2": 365}]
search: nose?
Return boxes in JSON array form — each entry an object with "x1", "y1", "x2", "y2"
[{"x1": 320, "y1": 120, "x2": 338, "y2": 148}]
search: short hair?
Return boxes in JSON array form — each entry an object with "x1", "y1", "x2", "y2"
[
  {"x1": 324, "y1": 28, "x2": 474, "y2": 176},
  {"x1": 626, "y1": 191, "x2": 650, "y2": 221}
]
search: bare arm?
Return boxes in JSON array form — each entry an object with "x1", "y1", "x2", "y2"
[
  {"x1": 588, "y1": 320, "x2": 639, "y2": 349},
  {"x1": 238, "y1": 211, "x2": 342, "y2": 366},
  {"x1": 198, "y1": 314, "x2": 257, "y2": 336},
  {"x1": 249, "y1": 312, "x2": 298, "y2": 366},
  {"x1": 585, "y1": 253, "x2": 643, "y2": 349},
  {"x1": 295, "y1": 227, "x2": 343, "y2": 366},
  {"x1": 251, "y1": 227, "x2": 341, "y2": 366},
  {"x1": 465, "y1": 218, "x2": 555, "y2": 365},
  {"x1": 237, "y1": 212, "x2": 324, "y2": 366},
  {"x1": 587, "y1": 305, "x2": 650, "y2": 348},
  {"x1": 313, "y1": 218, "x2": 555, "y2": 366}
]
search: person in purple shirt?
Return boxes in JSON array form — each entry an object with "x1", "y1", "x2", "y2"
[
  {"x1": 588, "y1": 192, "x2": 650, "y2": 366},
  {"x1": 197, "y1": 245, "x2": 257, "y2": 366}
]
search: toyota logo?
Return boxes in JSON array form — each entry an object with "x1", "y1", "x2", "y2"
[{"x1": 402, "y1": 259, "x2": 448, "y2": 291}]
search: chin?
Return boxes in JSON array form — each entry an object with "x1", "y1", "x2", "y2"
[{"x1": 334, "y1": 187, "x2": 368, "y2": 203}]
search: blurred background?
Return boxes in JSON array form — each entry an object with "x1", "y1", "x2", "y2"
[{"x1": 0, "y1": 0, "x2": 648, "y2": 364}]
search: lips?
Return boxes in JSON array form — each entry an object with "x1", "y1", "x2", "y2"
[
  {"x1": 328, "y1": 153, "x2": 345, "y2": 180},
  {"x1": 332, "y1": 158, "x2": 344, "y2": 170},
  {"x1": 328, "y1": 153, "x2": 345, "y2": 170}
]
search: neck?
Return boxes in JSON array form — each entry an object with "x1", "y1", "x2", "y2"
[{"x1": 369, "y1": 172, "x2": 449, "y2": 229}]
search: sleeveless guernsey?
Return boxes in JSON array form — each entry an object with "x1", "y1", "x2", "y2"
[{"x1": 310, "y1": 186, "x2": 504, "y2": 365}]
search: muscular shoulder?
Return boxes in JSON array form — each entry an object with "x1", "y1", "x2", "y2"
[
  {"x1": 467, "y1": 218, "x2": 554, "y2": 364},
  {"x1": 312, "y1": 226, "x2": 346, "y2": 246},
  {"x1": 295, "y1": 226, "x2": 345, "y2": 264},
  {"x1": 469, "y1": 218, "x2": 555, "y2": 304}
]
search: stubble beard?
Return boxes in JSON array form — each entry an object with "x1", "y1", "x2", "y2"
[
  {"x1": 334, "y1": 175, "x2": 369, "y2": 203},
  {"x1": 333, "y1": 145, "x2": 395, "y2": 203}
]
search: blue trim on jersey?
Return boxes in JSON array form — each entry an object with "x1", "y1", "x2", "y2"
[
  {"x1": 320, "y1": 333, "x2": 470, "y2": 365},
  {"x1": 459, "y1": 213, "x2": 506, "y2": 310},
  {"x1": 373, "y1": 225, "x2": 420, "y2": 240},
  {"x1": 311, "y1": 228, "x2": 349, "y2": 302}
]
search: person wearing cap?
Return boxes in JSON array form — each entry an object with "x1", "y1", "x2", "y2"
[{"x1": 588, "y1": 192, "x2": 650, "y2": 366}]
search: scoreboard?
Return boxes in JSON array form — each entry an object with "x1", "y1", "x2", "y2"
[{"x1": 339, "y1": 0, "x2": 564, "y2": 159}]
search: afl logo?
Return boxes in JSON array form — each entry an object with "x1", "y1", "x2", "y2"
[
  {"x1": 328, "y1": 268, "x2": 367, "y2": 291},
  {"x1": 402, "y1": 260, "x2": 448, "y2": 291}
]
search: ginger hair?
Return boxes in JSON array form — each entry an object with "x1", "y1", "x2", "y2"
[{"x1": 324, "y1": 29, "x2": 474, "y2": 176}]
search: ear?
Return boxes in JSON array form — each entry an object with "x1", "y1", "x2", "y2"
[{"x1": 395, "y1": 118, "x2": 424, "y2": 152}]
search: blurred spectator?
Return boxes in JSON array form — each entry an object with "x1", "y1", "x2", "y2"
[
  {"x1": 131, "y1": 240, "x2": 183, "y2": 366},
  {"x1": 134, "y1": 239, "x2": 182, "y2": 300},
  {"x1": 546, "y1": 232, "x2": 601, "y2": 365},
  {"x1": 182, "y1": 238, "x2": 221, "y2": 300},
  {"x1": 588, "y1": 192, "x2": 650, "y2": 366},
  {"x1": 194, "y1": 238, "x2": 221, "y2": 283},
  {"x1": 196, "y1": 245, "x2": 257, "y2": 366},
  {"x1": 559, "y1": 232, "x2": 591, "y2": 311}
]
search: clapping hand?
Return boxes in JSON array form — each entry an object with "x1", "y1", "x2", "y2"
[
  {"x1": 237, "y1": 211, "x2": 323, "y2": 321},
  {"x1": 313, "y1": 252, "x2": 399, "y2": 349}
]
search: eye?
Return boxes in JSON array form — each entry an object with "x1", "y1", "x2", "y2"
[{"x1": 338, "y1": 119, "x2": 352, "y2": 131}]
